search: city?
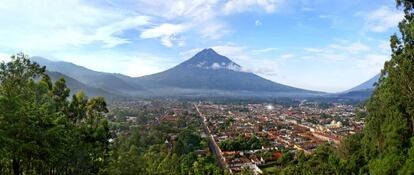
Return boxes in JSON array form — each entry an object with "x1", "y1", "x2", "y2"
[{"x1": 107, "y1": 99, "x2": 365, "y2": 174}]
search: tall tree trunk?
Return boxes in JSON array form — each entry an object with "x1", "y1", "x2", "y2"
[{"x1": 12, "y1": 158, "x2": 20, "y2": 175}]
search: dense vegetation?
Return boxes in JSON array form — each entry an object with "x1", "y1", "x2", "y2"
[
  {"x1": 102, "y1": 109, "x2": 223, "y2": 175},
  {"x1": 0, "y1": 53, "x2": 111, "y2": 174},
  {"x1": 267, "y1": 1, "x2": 414, "y2": 174},
  {"x1": 102, "y1": 128, "x2": 221, "y2": 174},
  {"x1": 0, "y1": 54, "x2": 223, "y2": 175},
  {"x1": 219, "y1": 135, "x2": 269, "y2": 151}
]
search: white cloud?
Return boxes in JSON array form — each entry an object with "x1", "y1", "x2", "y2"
[
  {"x1": 200, "y1": 23, "x2": 229, "y2": 40},
  {"x1": 243, "y1": 59, "x2": 281, "y2": 77},
  {"x1": 328, "y1": 42, "x2": 370, "y2": 54},
  {"x1": 280, "y1": 54, "x2": 294, "y2": 59},
  {"x1": 121, "y1": 0, "x2": 233, "y2": 45},
  {"x1": 302, "y1": 51, "x2": 349, "y2": 61},
  {"x1": 318, "y1": 15, "x2": 330, "y2": 19},
  {"x1": 226, "y1": 63, "x2": 242, "y2": 71},
  {"x1": 129, "y1": 0, "x2": 218, "y2": 21},
  {"x1": 362, "y1": 6, "x2": 403, "y2": 32},
  {"x1": 301, "y1": 7, "x2": 313, "y2": 12},
  {"x1": 211, "y1": 62, "x2": 222, "y2": 70},
  {"x1": 133, "y1": 0, "x2": 283, "y2": 44},
  {"x1": 0, "y1": 0, "x2": 285, "y2": 49},
  {"x1": 208, "y1": 62, "x2": 242, "y2": 71},
  {"x1": 356, "y1": 54, "x2": 389, "y2": 74},
  {"x1": 95, "y1": 16, "x2": 150, "y2": 48},
  {"x1": 304, "y1": 48, "x2": 324, "y2": 53},
  {"x1": 252, "y1": 47, "x2": 279, "y2": 53},
  {"x1": 0, "y1": 0, "x2": 151, "y2": 51},
  {"x1": 378, "y1": 40, "x2": 390, "y2": 53},
  {"x1": 140, "y1": 23, "x2": 188, "y2": 47},
  {"x1": 141, "y1": 23, "x2": 187, "y2": 38},
  {"x1": 0, "y1": 0, "x2": 216, "y2": 49},
  {"x1": 223, "y1": 0, "x2": 281, "y2": 14},
  {"x1": 301, "y1": 41, "x2": 372, "y2": 62},
  {"x1": 255, "y1": 20, "x2": 262, "y2": 26}
]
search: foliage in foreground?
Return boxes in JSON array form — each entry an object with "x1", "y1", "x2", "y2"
[
  {"x1": 0, "y1": 53, "x2": 111, "y2": 174},
  {"x1": 272, "y1": 1, "x2": 414, "y2": 174}
]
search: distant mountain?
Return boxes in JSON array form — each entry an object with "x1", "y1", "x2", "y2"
[
  {"x1": 32, "y1": 57, "x2": 142, "y2": 94},
  {"x1": 337, "y1": 73, "x2": 381, "y2": 100},
  {"x1": 135, "y1": 48, "x2": 321, "y2": 96},
  {"x1": 46, "y1": 71, "x2": 119, "y2": 99},
  {"x1": 31, "y1": 49, "x2": 324, "y2": 99},
  {"x1": 347, "y1": 73, "x2": 380, "y2": 92}
]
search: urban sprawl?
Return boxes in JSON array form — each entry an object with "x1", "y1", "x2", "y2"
[{"x1": 109, "y1": 100, "x2": 365, "y2": 174}]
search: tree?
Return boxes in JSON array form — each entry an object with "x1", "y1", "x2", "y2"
[
  {"x1": 103, "y1": 145, "x2": 144, "y2": 175},
  {"x1": 336, "y1": 134, "x2": 367, "y2": 174},
  {"x1": 0, "y1": 53, "x2": 111, "y2": 174},
  {"x1": 359, "y1": 0, "x2": 414, "y2": 174},
  {"x1": 174, "y1": 129, "x2": 202, "y2": 155},
  {"x1": 0, "y1": 53, "x2": 47, "y2": 174},
  {"x1": 400, "y1": 137, "x2": 414, "y2": 174}
]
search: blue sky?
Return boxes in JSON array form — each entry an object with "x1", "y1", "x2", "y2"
[{"x1": 0, "y1": 0, "x2": 404, "y2": 92}]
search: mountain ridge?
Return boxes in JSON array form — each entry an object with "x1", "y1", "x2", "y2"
[
  {"x1": 135, "y1": 48, "x2": 320, "y2": 95},
  {"x1": 346, "y1": 73, "x2": 380, "y2": 92},
  {"x1": 46, "y1": 71, "x2": 119, "y2": 99},
  {"x1": 335, "y1": 73, "x2": 380, "y2": 100},
  {"x1": 31, "y1": 48, "x2": 326, "y2": 98},
  {"x1": 32, "y1": 56, "x2": 143, "y2": 93}
]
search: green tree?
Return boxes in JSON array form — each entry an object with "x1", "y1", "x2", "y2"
[
  {"x1": 400, "y1": 138, "x2": 414, "y2": 174},
  {"x1": 0, "y1": 53, "x2": 47, "y2": 174},
  {"x1": 103, "y1": 145, "x2": 144, "y2": 175},
  {"x1": 174, "y1": 129, "x2": 202, "y2": 155},
  {"x1": 359, "y1": 1, "x2": 414, "y2": 174},
  {"x1": 0, "y1": 53, "x2": 111, "y2": 174}
]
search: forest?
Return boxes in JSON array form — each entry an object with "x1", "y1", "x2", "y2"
[{"x1": 0, "y1": 54, "x2": 111, "y2": 174}]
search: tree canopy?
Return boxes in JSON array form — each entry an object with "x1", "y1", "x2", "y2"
[{"x1": 0, "y1": 53, "x2": 111, "y2": 174}]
